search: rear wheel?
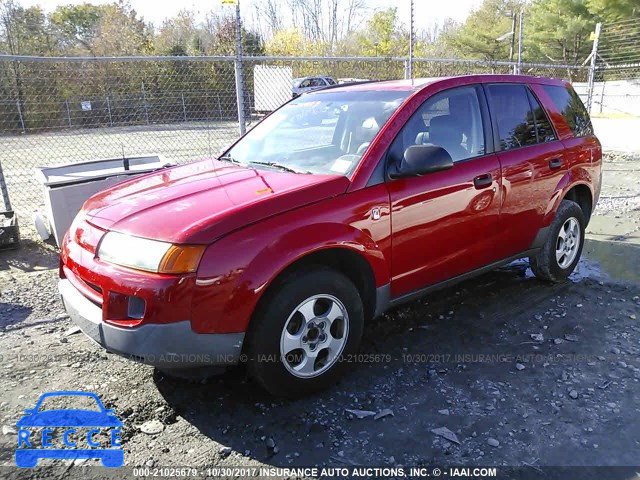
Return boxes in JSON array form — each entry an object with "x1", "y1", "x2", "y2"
[
  {"x1": 529, "y1": 199, "x2": 585, "y2": 282},
  {"x1": 246, "y1": 268, "x2": 364, "y2": 397}
]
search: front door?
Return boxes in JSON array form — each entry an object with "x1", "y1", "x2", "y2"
[{"x1": 387, "y1": 85, "x2": 502, "y2": 298}]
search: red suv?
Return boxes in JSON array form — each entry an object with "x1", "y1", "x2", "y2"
[{"x1": 59, "y1": 75, "x2": 601, "y2": 396}]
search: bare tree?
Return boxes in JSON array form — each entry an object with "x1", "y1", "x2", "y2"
[
  {"x1": 252, "y1": 0, "x2": 282, "y2": 39},
  {"x1": 261, "y1": 0, "x2": 367, "y2": 49},
  {"x1": 344, "y1": 0, "x2": 367, "y2": 36}
]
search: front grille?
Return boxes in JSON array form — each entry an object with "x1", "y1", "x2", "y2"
[
  {"x1": 84, "y1": 279, "x2": 103, "y2": 295},
  {"x1": 63, "y1": 266, "x2": 103, "y2": 307}
]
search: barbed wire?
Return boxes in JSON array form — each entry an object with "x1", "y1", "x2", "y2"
[{"x1": 598, "y1": 17, "x2": 640, "y2": 65}]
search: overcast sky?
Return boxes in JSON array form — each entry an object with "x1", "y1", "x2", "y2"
[{"x1": 19, "y1": 0, "x2": 484, "y2": 30}]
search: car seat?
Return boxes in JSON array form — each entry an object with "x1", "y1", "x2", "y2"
[{"x1": 428, "y1": 115, "x2": 468, "y2": 161}]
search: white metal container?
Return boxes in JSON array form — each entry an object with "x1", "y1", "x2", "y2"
[
  {"x1": 35, "y1": 155, "x2": 172, "y2": 246},
  {"x1": 254, "y1": 65, "x2": 293, "y2": 113}
]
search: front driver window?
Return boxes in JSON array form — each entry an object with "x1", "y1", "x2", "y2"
[{"x1": 390, "y1": 86, "x2": 485, "y2": 165}]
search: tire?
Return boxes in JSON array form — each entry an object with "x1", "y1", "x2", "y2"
[
  {"x1": 245, "y1": 268, "x2": 364, "y2": 397},
  {"x1": 529, "y1": 199, "x2": 585, "y2": 283}
]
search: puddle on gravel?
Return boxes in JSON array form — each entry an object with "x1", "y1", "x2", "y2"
[
  {"x1": 568, "y1": 256, "x2": 610, "y2": 282},
  {"x1": 505, "y1": 238, "x2": 638, "y2": 284},
  {"x1": 580, "y1": 238, "x2": 640, "y2": 283}
]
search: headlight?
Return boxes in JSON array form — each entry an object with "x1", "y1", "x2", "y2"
[
  {"x1": 98, "y1": 232, "x2": 205, "y2": 274},
  {"x1": 69, "y1": 211, "x2": 86, "y2": 234}
]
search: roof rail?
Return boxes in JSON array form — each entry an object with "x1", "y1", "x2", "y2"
[{"x1": 300, "y1": 79, "x2": 384, "y2": 95}]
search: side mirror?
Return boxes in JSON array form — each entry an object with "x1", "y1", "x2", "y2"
[{"x1": 389, "y1": 144, "x2": 453, "y2": 179}]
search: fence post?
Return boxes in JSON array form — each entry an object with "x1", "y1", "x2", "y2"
[
  {"x1": 142, "y1": 81, "x2": 150, "y2": 125},
  {"x1": 181, "y1": 93, "x2": 188, "y2": 122},
  {"x1": 587, "y1": 22, "x2": 602, "y2": 113},
  {"x1": 0, "y1": 159, "x2": 12, "y2": 211},
  {"x1": 234, "y1": 2, "x2": 246, "y2": 135},
  {"x1": 16, "y1": 100, "x2": 25, "y2": 133},
  {"x1": 517, "y1": 10, "x2": 524, "y2": 74},
  {"x1": 65, "y1": 100, "x2": 72, "y2": 128},
  {"x1": 106, "y1": 95, "x2": 113, "y2": 127},
  {"x1": 216, "y1": 92, "x2": 222, "y2": 120}
]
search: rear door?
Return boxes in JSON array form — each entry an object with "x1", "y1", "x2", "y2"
[
  {"x1": 387, "y1": 85, "x2": 502, "y2": 297},
  {"x1": 484, "y1": 83, "x2": 566, "y2": 261}
]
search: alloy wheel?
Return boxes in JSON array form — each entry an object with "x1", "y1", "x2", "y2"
[{"x1": 279, "y1": 294, "x2": 349, "y2": 378}]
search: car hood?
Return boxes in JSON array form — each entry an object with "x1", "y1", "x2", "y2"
[
  {"x1": 83, "y1": 159, "x2": 350, "y2": 244},
  {"x1": 16, "y1": 410, "x2": 122, "y2": 428}
]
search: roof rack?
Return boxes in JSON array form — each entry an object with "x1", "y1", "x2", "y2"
[{"x1": 300, "y1": 79, "x2": 383, "y2": 95}]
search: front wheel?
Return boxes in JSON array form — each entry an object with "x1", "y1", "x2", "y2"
[
  {"x1": 246, "y1": 268, "x2": 364, "y2": 397},
  {"x1": 529, "y1": 199, "x2": 585, "y2": 282}
]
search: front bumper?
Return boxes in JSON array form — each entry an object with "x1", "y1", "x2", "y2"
[{"x1": 59, "y1": 279, "x2": 244, "y2": 369}]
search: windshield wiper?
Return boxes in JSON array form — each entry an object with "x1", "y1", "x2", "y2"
[
  {"x1": 249, "y1": 161, "x2": 307, "y2": 174},
  {"x1": 218, "y1": 154, "x2": 241, "y2": 165}
]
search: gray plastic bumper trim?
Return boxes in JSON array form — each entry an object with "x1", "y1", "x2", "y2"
[{"x1": 59, "y1": 279, "x2": 244, "y2": 369}]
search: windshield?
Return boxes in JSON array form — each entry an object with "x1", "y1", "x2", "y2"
[{"x1": 223, "y1": 89, "x2": 410, "y2": 176}]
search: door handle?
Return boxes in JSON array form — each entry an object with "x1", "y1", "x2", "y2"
[
  {"x1": 473, "y1": 173, "x2": 493, "y2": 189},
  {"x1": 549, "y1": 158, "x2": 563, "y2": 170}
]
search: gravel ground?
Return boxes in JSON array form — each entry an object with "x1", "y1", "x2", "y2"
[{"x1": 0, "y1": 153, "x2": 638, "y2": 477}]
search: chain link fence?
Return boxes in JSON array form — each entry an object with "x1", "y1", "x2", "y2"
[
  {"x1": 0, "y1": 54, "x2": 589, "y2": 231},
  {"x1": 587, "y1": 18, "x2": 640, "y2": 116}
]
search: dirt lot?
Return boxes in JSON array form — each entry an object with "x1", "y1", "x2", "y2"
[{"x1": 0, "y1": 153, "x2": 638, "y2": 478}]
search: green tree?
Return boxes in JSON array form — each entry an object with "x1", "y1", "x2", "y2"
[
  {"x1": 265, "y1": 27, "x2": 327, "y2": 56},
  {"x1": 155, "y1": 10, "x2": 199, "y2": 56},
  {"x1": 444, "y1": 0, "x2": 525, "y2": 61},
  {"x1": 50, "y1": 3, "x2": 102, "y2": 54},
  {"x1": 586, "y1": 0, "x2": 638, "y2": 21},
  {"x1": 0, "y1": 0, "x2": 59, "y2": 131},
  {"x1": 206, "y1": 17, "x2": 263, "y2": 56},
  {"x1": 415, "y1": 19, "x2": 461, "y2": 58},
  {"x1": 355, "y1": 8, "x2": 409, "y2": 57},
  {"x1": 90, "y1": 2, "x2": 152, "y2": 56},
  {"x1": 47, "y1": 1, "x2": 151, "y2": 56},
  {"x1": 0, "y1": 0, "x2": 54, "y2": 55},
  {"x1": 525, "y1": 0, "x2": 595, "y2": 64}
]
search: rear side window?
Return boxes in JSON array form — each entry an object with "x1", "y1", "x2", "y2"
[
  {"x1": 527, "y1": 90, "x2": 557, "y2": 143},
  {"x1": 487, "y1": 84, "x2": 557, "y2": 150},
  {"x1": 487, "y1": 84, "x2": 538, "y2": 150},
  {"x1": 542, "y1": 85, "x2": 594, "y2": 137}
]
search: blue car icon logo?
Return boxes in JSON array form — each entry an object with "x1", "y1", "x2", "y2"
[{"x1": 15, "y1": 391, "x2": 123, "y2": 468}]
